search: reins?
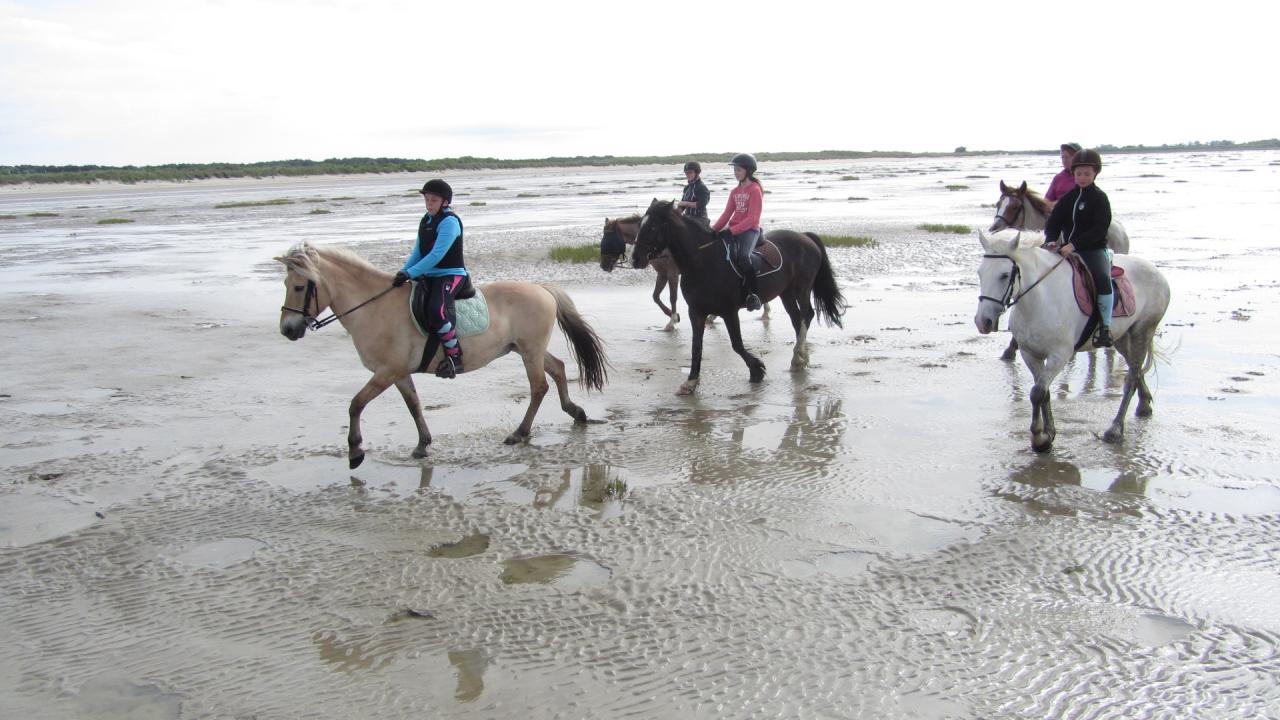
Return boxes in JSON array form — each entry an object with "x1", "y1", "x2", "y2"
[
  {"x1": 979, "y1": 252, "x2": 1065, "y2": 310},
  {"x1": 281, "y1": 279, "x2": 395, "y2": 331}
]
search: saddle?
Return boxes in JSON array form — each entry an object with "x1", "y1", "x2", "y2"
[
  {"x1": 408, "y1": 278, "x2": 488, "y2": 339},
  {"x1": 723, "y1": 235, "x2": 783, "y2": 278},
  {"x1": 1066, "y1": 254, "x2": 1136, "y2": 349}
]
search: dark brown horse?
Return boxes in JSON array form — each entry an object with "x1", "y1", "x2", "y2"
[{"x1": 632, "y1": 199, "x2": 845, "y2": 395}]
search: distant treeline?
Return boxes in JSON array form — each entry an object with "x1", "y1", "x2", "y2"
[{"x1": 4, "y1": 139, "x2": 1277, "y2": 185}]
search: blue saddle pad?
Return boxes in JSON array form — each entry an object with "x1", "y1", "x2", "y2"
[{"x1": 409, "y1": 284, "x2": 490, "y2": 338}]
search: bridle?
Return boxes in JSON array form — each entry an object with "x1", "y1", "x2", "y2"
[
  {"x1": 281, "y1": 278, "x2": 394, "y2": 331},
  {"x1": 978, "y1": 252, "x2": 1065, "y2": 311},
  {"x1": 991, "y1": 194, "x2": 1025, "y2": 231}
]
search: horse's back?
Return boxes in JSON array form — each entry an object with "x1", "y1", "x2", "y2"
[{"x1": 1113, "y1": 255, "x2": 1170, "y2": 319}]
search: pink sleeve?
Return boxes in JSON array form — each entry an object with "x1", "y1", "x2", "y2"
[
  {"x1": 711, "y1": 194, "x2": 734, "y2": 232},
  {"x1": 730, "y1": 183, "x2": 763, "y2": 235}
]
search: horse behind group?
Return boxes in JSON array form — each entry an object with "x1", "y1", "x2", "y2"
[
  {"x1": 974, "y1": 229, "x2": 1169, "y2": 451},
  {"x1": 276, "y1": 242, "x2": 608, "y2": 468},
  {"x1": 989, "y1": 180, "x2": 1131, "y2": 360},
  {"x1": 632, "y1": 199, "x2": 845, "y2": 395}
]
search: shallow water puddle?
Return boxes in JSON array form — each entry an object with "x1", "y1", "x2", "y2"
[
  {"x1": 1134, "y1": 612, "x2": 1196, "y2": 647},
  {"x1": 73, "y1": 672, "x2": 183, "y2": 720},
  {"x1": 499, "y1": 554, "x2": 611, "y2": 591},
  {"x1": 842, "y1": 505, "x2": 980, "y2": 555},
  {"x1": 534, "y1": 464, "x2": 630, "y2": 519},
  {"x1": 167, "y1": 537, "x2": 266, "y2": 569},
  {"x1": 428, "y1": 533, "x2": 490, "y2": 559},
  {"x1": 0, "y1": 490, "x2": 98, "y2": 547}
]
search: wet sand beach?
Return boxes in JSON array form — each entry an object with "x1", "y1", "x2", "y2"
[{"x1": 2, "y1": 151, "x2": 1279, "y2": 718}]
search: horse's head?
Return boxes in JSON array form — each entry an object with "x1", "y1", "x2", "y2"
[
  {"x1": 990, "y1": 180, "x2": 1028, "y2": 232},
  {"x1": 599, "y1": 215, "x2": 640, "y2": 272},
  {"x1": 274, "y1": 241, "x2": 330, "y2": 340},
  {"x1": 632, "y1": 199, "x2": 679, "y2": 270},
  {"x1": 974, "y1": 229, "x2": 1024, "y2": 334}
]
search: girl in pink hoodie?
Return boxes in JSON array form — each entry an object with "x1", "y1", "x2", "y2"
[{"x1": 712, "y1": 153, "x2": 764, "y2": 311}]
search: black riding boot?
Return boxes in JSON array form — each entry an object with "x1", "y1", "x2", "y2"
[
  {"x1": 743, "y1": 269, "x2": 761, "y2": 312},
  {"x1": 435, "y1": 349, "x2": 463, "y2": 379},
  {"x1": 1093, "y1": 325, "x2": 1113, "y2": 348}
]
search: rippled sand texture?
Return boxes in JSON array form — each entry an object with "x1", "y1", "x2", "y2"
[{"x1": 2, "y1": 151, "x2": 1279, "y2": 718}]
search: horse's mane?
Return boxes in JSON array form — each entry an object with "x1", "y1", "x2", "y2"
[
  {"x1": 605, "y1": 214, "x2": 642, "y2": 230},
  {"x1": 1021, "y1": 188, "x2": 1052, "y2": 217},
  {"x1": 285, "y1": 240, "x2": 380, "y2": 273}
]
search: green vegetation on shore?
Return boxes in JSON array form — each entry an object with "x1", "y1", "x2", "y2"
[
  {"x1": 919, "y1": 223, "x2": 971, "y2": 235},
  {"x1": 824, "y1": 235, "x2": 877, "y2": 248},
  {"x1": 548, "y1": 244, "x2": 600, "y2": 264},
  {"x1": 4, "y1": 139, "x2": 1277, "y2": 186}
]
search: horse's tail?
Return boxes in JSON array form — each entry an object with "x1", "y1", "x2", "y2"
[
  {"x1": 806, "y1": 233, "x2": 847, "y2": 328},
  {"x1": 542, "y1": 284, "x2": 610, "y2": 391}
]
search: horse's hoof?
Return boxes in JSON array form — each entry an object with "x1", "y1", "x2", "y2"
[
  {"x1": 504, "y1": 431, "x2": 529, "y2": 445},
  {"x1": 676, "y1": 382, "x2": 697, "y2": 396},
  {"x1": 411, "y1": 447, "x2": 429, "y2": 459},
  {"x1": 749, "y1": 368, "x2": 766, "y2": 383},
  {"x1": 572, "y1": 406, "x2": 588, "y2": 424},
  {"x1": 1136, "y1": 405, "x2": 1153, "y2": 418},
  {"x1": 1000, "y1": 350, "x2": 1017, "y2": 362},
  {"x1": 1102, "y1": 428, "x2": 1124, "y2": 444},
  {"x1": 1031, "y1": 435, "x2": 1054, "y2": 453},
  {"x1": 349, "y1": 452, "x2": 365, "y2": 469}
]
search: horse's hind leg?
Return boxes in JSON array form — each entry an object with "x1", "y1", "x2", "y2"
[
  {"x1": 506, "y1": 345, "x2": 551, "y2": 445},
  {"x1": 1104, "y1": 331, "x2": 1152, "y2": 442},
  {"x1": 348, "y1": 374, "x2": 395, "y2": 468},
  {"x1": 544, "y1": 352, "x2": 588, "y2": 424},
  {"x1": 394, "y1": 376, "x2": 432, "y2": 458},
  {"x1": 779, "y1": 291, "x2": 809, "y2": 371}
]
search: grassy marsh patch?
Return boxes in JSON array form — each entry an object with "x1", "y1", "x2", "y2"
[
  {"x1": 307, "y1": 208, "x2": 331, "y2": 215},
  {"x1": 469, "y1": 201, "x2": 487, "y2": 206},
  {"x1": 944, "y1": 184, "x2": 969, "y2": 191},
  {"x1": 27, "y1": 212, "x2": 59, "y2": 217},
  {"x1": 547, "y1": 244, "x2": 599, "y2": 264},
  {"x1": 824, "y1": 235, "x2": 877, "y2": 248},
  {"x1": 96, "y1": 217, "x2": 134, "y2": 224},
  {"x1": 517, "y1": 192, "x2": 541, "y2": 198},
  {"x1": 918, "y1": 223, "x2": 971, "y2": 234},
  {"x1": 0, "y1": 214, "x2": 16, "y2": 220},
  {"x1": 214, "y1": 198, "x2": 293, "y2": 209}
]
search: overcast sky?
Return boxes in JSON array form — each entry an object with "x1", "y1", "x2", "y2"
[{"x1": 0, "y1": 0, "x2": 1273, "y2": 166}]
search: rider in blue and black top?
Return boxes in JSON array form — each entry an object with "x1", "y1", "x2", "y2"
[
  {"x1": 393, "y1": 178, "x2": 469, "y2": 378},
  {"x1": 1044, "y1": 148, "x2": 1114, "y2": 347}
]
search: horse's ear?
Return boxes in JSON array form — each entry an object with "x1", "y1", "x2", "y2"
[
  {"x1": 1013, "y1": 231, "x2": 1023, "y2": 248},
  {"x1": 978, "y1": 229, "x2": 990, "y2": 250},
  {"x1": 999, "y1": 180, "x2": 1008, "y2": 192},
  {"x1": 1017, "y1": 181, "x2": 1027, "y2": 194}
]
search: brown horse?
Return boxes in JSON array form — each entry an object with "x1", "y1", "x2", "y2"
[
  {"x1": 599, "y1": 215, "x2": 683, "y2": 330},
  {"x1": 276, "y1": 242, "x2": 608, "y2": 468}
]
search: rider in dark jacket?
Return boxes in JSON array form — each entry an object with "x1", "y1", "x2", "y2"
[
  {"x1": 1044, "y1": 149, "x2": 1114, "y2": 347},
  {"x1": 392, "y1": 178, "x2": 469, "y2": 378}
]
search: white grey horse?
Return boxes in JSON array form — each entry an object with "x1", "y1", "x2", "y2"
[{"x1": 974, "y1": 229, "x2": 1169, "y2": 451}]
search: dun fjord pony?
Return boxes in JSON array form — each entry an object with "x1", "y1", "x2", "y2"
[
  {"x1": 974, "y1": 229, "x2": 1169, "y2": 451},
  {"x1": 632, "y1": 199, "x2": 845, "y2": 395},
  {"x1": 990, "y1": 181, "x2": 1132, "y2": 360},
  {"x1": 599, "y1": 215, "x2": 683, "y2": 330},
  {"x1": 276, "y1": 242, "x2": 608, "y2": 468}
]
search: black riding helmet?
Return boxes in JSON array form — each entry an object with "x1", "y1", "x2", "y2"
[
  {"x1": 418, "y1": 178, "x2": 453, "y2": 204},
  {"x1": 729, "y1": 153, "x2": 757, "y2": 174},
  {"x1": 683, "y1": 161, "x2": 702, "y2": 174},
  {"x1": 1070, "y1": 149, "x2": 1102, "y2": 174}
]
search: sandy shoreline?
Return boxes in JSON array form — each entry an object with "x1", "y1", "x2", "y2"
[{"x1": 3, "y1": 152, "x2": 1279, "y2": 718}]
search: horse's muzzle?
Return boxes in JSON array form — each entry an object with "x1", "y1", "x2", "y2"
[{"x1": 280, "y1": 316, "x2": 308, "y2": 341}]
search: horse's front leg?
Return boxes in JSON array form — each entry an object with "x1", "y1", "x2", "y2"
[
  {"x1": 678, "y1": 312, "x2": 708, "y2": 395},
  {"x1": 665, "y1": 270, "x2": 681, "y2": 330},
  {"x1": 393, "y1": 376, "x2": 432, "y2": 458},
  {"x1": 1024, "y1": 350, "x2": 1067, "y2": 452},
  {"x1": 1001, "y1": 336, "x2": 1019, "y2": 362},
  {"x1": 721, "y1": 313, "x2": 765, "y2": 384},
  {"x1": 348, "y1": 374, "x2": 395, "y2": 469},
  {"x1": 653, "y1": 273, "x2": 677, "y2": 331},
  {"x1": 1104, "y1": 332, "x2": 1153, "y2": 443}
]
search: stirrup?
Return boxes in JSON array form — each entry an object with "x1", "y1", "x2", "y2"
[
  {"x1": 435, "y1": 355, "x2": 462, "y2": 379},
  {"x1": 744, "y1": 293, "x2": 762, "y2": 312},
  {"x1": 1093, "y1": 326, "x2": 1113, "y2": 348}
]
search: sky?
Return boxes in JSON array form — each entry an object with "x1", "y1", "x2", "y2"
[{"x1": 0, "y1": 0, "x2": 1274, "y2": 166}]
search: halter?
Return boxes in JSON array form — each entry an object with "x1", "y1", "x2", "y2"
[
  {"x1": 281, "y1": 278, "x2": 394, "y2": 331},
  {"x1": 978, "y1": 253, "x2": 1065, "y2": 310}
]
